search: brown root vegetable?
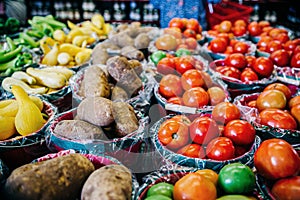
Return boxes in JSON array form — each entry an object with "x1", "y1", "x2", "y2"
[
  {"x1": 4, "y1": 154, "x2": 95, "y2": 200},
  {"x1": 134, "y1": 33, "x2": 151, "y2": 49},
  {"x1": 92, "y1": 47, "x2": 110, "y2": 65},
  {"x1": 110, "y1": 33, "x2": 134, "y2": 48},
  {"x1": 111, "y1": 86, "x2": 129, "y2": 102},
  {"x1": 112, "y1": 102, "x2": 139, "y2": 137},
  {"x1": 79, "y1": 65, "x2": 110, "y2": 98},
  {"x1": 77, "y1": 97, "x2": 114, "y2": 127},
  {"x1": 128, "y1": 59, "x2": 143, "y2": 76},
  {"x1": 81, "y1": 165, "x2": 132, "y2": 200},
  {"x1": 54, "y1": 119, "x2": 105, "y2": 140},
  {"x1": 121, "y1": 46, "x2": 144, "y2": 61}
]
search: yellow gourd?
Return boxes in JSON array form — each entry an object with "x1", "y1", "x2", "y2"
[
  {"x1": 0, "y1": 116, "x2": 16, "y2": 140},
  {"x1": 0, "y1": 97, "x2": 43, "y2": 117},
  {"x1": 0, "y1": 99, "x2": 15, "y2": 109},
  {"x1": 41, "y1": 42, "x2": 59, "y2": 66},
  {"x1": 12, "y1": 85, "x2": 45, "y2": 136}
]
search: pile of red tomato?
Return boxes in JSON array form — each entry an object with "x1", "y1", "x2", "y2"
[
  {"x1": 213, "y1": 53, "x2": 274, "y2": 83},
  {"x1": 157, "y1": 102, "x2": 256, "y2": 160}
]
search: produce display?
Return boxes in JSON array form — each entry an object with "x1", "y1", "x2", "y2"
[{"x1": 0, "y1": 11, "x2": 300, "y2": 200}]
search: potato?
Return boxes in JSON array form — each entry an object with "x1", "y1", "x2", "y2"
[
  {"x1": 121, "y1": 46, "x2": 144, "y2": 61},
  {"x1": 111, "y1": 86, "x2": 129, "y2": 102},
  {"x1": 106, "y1": 56, "x2": 142, "y2": 97},
  {"x1": 128, "y1": 59, "x2": 143, "y2": 76},
  {"x1": 92, "y1": 47, "x2": 110, "y2": 65},
  {"x1": 81, "y1": 165, "x2": 132, "y2": 200},
  {"x1": 110, "y1": 33, "x2": 134, "y2": 48},
  {"x1": 79, "y1": 65, "x2": 110, "y2": 98},
  {"x1": 54, "y1": 119, "x2": 104, "y2": 140},
  {"x1": 134, "y1": 33, "x2": 151, "y2": 50},
  {"x1": 77, "y1": 97, "x2": 114, "y2": 127},
  {"x1": 4, "y1": 154, "x2": 95, "y2": 200},
  {"x1": 112, "y1": 102, "x2": 139, "y2": 137}
]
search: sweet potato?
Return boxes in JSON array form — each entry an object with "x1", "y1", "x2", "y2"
[
  {"x1": 134, "y1": 33, "x2": 150, "y2": 50},
  {"x1": 111, "y1": 86, "x2": 129, "y2": 102},
  {"x1": 120, "y1": 46, "x2": 144, "y2": 61}
]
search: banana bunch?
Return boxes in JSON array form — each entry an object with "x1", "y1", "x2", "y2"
[
  {"x1": 1, "y1": 67, "x2": 74, "y2": 95},
  {"x1": 40, "y1": 37, "x2": 92, "y2": 67}
]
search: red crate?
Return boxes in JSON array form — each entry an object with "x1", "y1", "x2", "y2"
[{"x1": 206, "y1": 1, "x2": 253, "y2": 29}]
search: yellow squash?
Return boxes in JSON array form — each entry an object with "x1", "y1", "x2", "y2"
[
  {"x1": 0, "y1": 99, "x2": 15, "y2": 109},
  {"x1": 11, "y1": 85, "x2": 45, "y2": 136},
  {"x1": 0, "y1": 116, "x2": 16, "y2": 140}
]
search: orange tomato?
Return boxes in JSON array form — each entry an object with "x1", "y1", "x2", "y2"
[
  {"x1": 195, "y1": 169, "x2": 219, "y2": 186},
  {"x1": 173, "y1": 173, "x2": 217, "y2": 200}
]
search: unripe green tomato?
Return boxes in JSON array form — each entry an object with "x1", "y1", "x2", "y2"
[
  {"x1": 144, "y1": 194, "x2": 172, "y2": 200},
  {"x1": 218, "y1": 163, "x2": 255, "y2": 194},
  {"x1": 146, "y1": 182, "x2": 174, "y2": 198}
]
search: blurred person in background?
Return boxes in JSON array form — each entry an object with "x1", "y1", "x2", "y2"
[
  {"x1": 150, "y1": 0, "x2": 221, "y2": 30},
  {"x1": 4, "y1": 0, "x2": 27, "y2": 25}
]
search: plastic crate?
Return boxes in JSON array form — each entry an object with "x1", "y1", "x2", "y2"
[{"x1": 206, "y1": 1, "x2": 253, "y2": 29}]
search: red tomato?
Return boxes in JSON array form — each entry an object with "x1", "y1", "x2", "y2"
[
  {"x1": 245, "y1": 55, "x2": 256, "y2": 68},
  {"x1": 291, "y1": 104, "x2": 300, "y2": 125},
  {"x1": 263, "y1": 83, "x2": 292, "y2": 100},
  {"x1": 258, "y1": 20, "x2": 271, "y2": 28},
  {"x1": 217, "y1": 33, "x2": 230, "y2": 46},
  {"x1": 207, "y1": 86, "x2": 226, "y2": 106},
  {"x1": 291, "y1": 52, "x2": 300, "y2": 68},
  {"x1": 175, "y1": 56, "x2": 195, "y2": 74},
  {"x1": 259, "y1": 108, "x2": 297, "y2": 130},
  {"x1": 186, "y1": 18, "x2": 200, "y2": 33},
  {"x1": 234, "y1": 19, "x2": 247, "y2": 27},
  {"x1": 233, "y1": 42, "x2": 248, "y2": 54},
  {"x1": 182, "y1": 87, "x2": 209, "y2": 108},
  {"x1": 158, "y1": 119, "x2": 189, "y2": 150},
  {"x1": 257, "y1": 36, "x2": 272, "y2": 48},
  {"x1": 253, "y1": 57, "x2": 274, "y2": 77},
  {"x1": 266, "y1": 40, "x2": 283, "y2": 54},
  {"x1": 183, "y1": 28, "x2": 197, "y2": 39},
  {"x1": 248, "y1": 21, "x2": 262, "y2": 36},
  {"x1": 218, "y1": 20, "x2": 232, "y2": 33},
  {"x1": 254, "y1": 138, "x2": 300, "y2": 180},
  {"x1": 157, "y1": 57, "x2": 176, "y2": 75},
  {"x1": 232, "y1": 26, "x2": 247, "y2": 37},
  {"x1": 270, "y1": 49, "x2": 290, "y2": 67},
  {"x1": 272, "y1": 176, "x2": 300, "y2": 200},
  {"x1": 284, "y1": 40, "x2": 298, "y2": 52},
  {"x1": 206, "y1": 137, "x2": 235, "y2": 161},
  {"x1": 289, "y1": 96, "x2": 300, "y2": 108},
  {"x1": 159, "y1": 74, "x2": 183, "y2": 99},
  {"x1": 216, "y1": 66, "x2": 241, "y2": 80},
  {"x1": 167, "y1": 96, "x2": 183, "y2": 105},
  {"x1": 212, "y1": 102, "x2": 241, "y2": 125},
  {"x1": 177, "y1": 143, "x2": 206, "y2": 158},
  {"x1": 235, "y1": 145, "x2": 250, "y2": 157},
  {"x1": 169, "y1": 17, "x2": 185, "y2": 30},
  {"x1": 189, "y1": 116, "x2": 220, "y2": 145},
  {"x1": 181, "y1": 69, "x2": 205, "y2": 90},
  {"x1": 247, "y1": 100, "x2": 257, "y2": 108},
  {"x1": 171, "y1": 115, "x2": 191, "y2": 125},
  {"x1": 210, "y1": 38, "x2": 227, "y2": 53},
  {"x1": 256, "y1": 89, "x2": 287, "y2": 111},
  {"x1": 224, "y1": 53, "x2": 247, "y2": 69},
  {"x1": 185, "y1": 37, "x2": 198, "y2": 49},
  {"x1": 240, "y1": 68, "x2": 259, "y2": 82},
  {"x1": 164, "y1": 27, "x2": 182, "y2": 39},
  {"x1": 273, "y1": 33, "x2": 290, "y2": 43},
  {"x1": 223, "y1": 119, "x2": 256, "y2": 145}
]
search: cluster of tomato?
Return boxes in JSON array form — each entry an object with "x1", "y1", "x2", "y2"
[
  {"x1": 243, "y1": 83, "x2": 300, "y2": 131},
  {"x1": 254, "y1": 138, "x2": 300, "y2": 200},
  {"x1": 144, "y1": 163, "x2": 257, "y2": 200},
  {"x1": 154, "y1": 18, "x2": 202, "y2": 52},
  {"x1": 214, "y1": 53, "x2": 274, "y2": 82},
  {"x1": 207, "y1": 35, "x2": 252, "y2": 55},
  {"x1": 157, "y1": 102, "x2": 256, "y2": 160},
  {"x1": 208, "y1": 19, "x2": 248, "y2": 37}
]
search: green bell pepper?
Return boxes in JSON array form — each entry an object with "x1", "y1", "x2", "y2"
[
  {"x1": 146, "y1": 182, "x2": 174, "y2": 198},
  {"x1": 150, "y1": 51, "x2": 167, "y2": 65},
  {"x1": 218, "y1": 163, "x2": 256, "y2": 195},
  {"x1": 175, "y1": 48, "x2": 192, "y2": 57},
  {"x1": 217, "y1": 195, "x2": 253, "y2": 200},
  {"x1": 4, "y1": 17, "x2": 20, "y2": 33},
  {"x1": 144, "y1": 194, "x2": 172, "y2": 200}
]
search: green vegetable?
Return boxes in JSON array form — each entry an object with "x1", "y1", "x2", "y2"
[
  {"x1": 6, "y1": 37, "x2": 16, "y2": 51},
  {"x1": 19, "y1": 33, "x2": 39, "y2": 48},
  {"x1": 32, "y1": 15, "x2": 66, "y2": 30},
  {"x1": 26, "y1": 29, "x2": 44, "y2": 39},
  {"x1": 0, "y1": 46, "x2": 22, "y2": 64},
  {"x1": 0, "y1": 56, "x2": 18, "y2": 71},
  {"x1": 42, "y1": 23, "x2": 54, "y2": 37},
  {"x1": 146, "y1": 182, "x2": 174, "y2": 198},
  {"x1": 150, "y1": 50, "x2": 167, "y2": 65},
  {"x1": 4, "y1": 18, "x2": 20, "y2": 33},
  {"x1": 175, "y1": 48, "x2": 192, "y2": 57},
  {"x1": 144, "y1": 194, "x2": 172, "y2": 200},
  {"x1": 217, "y1": 195, "x2": 253, "y2": 200},
  {"x1": 218, "y1": 163, "x2": 256, "y2": 195},
  {"x1": 15, "y1": 52, "x2": 33, "y2": 68}
]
